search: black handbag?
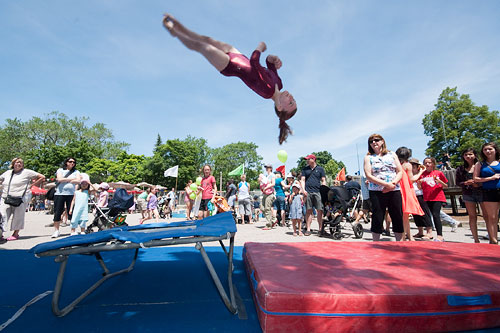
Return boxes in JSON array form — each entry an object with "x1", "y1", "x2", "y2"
[
  {"x1": 46, "y1": 187, "x2": 56, "y2": 200},
  {"x1": 5, "y1": 195, "x2": 24, "y2": 207},
  {"x1": 4, "y1": 171, "x2": 29, "y2": 207}
]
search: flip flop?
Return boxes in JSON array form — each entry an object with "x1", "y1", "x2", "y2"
[
  {"x1": 421, "y1": 236, "x2": 434, "y2": 241},
  {"x1": 262, "y1": 227, "x2": 272, "y2": 230},
  {"x1": 7, "y1": 235, "x2": 19, "y2": 241},
  {"x1": 413, "y1": 234, "x2": 425, "y2": 238}
]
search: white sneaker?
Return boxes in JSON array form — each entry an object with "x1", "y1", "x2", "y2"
[
  {"x1": 70, "y1": 232, "x2": 78, "y2": 236},
  {"x1": 451, "y1": 225, "x2": 458, "y2": 232},
  {"x1": 51, "y1": 230, "x2": 60, "y2": 238}
]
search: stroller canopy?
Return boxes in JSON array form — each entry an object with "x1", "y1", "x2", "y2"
[{"x1": 108, "y1": 188, "x2": 134, "y2": 215}]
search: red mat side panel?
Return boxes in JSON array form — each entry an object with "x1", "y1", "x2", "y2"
[{"x1": 244, "y1": 242, "x2": 500, "y2": 333}]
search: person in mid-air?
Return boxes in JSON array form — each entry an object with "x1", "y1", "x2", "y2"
[{"x1": 163, "y1": 14, "x2": 297, "y2": 144}]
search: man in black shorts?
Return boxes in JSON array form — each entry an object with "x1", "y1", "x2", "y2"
[{"x1": 301, "y1": 154, "x2": 326, "y2": 236}]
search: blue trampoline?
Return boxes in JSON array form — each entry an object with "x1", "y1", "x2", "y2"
[{"x1": 30, "y1": 212, "x2": 245, "y2": 318}]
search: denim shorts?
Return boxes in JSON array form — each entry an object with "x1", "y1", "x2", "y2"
[
  {"x1": 273, "y1": 196, "x2": 286, "y2": 210},
  {"x1": 462, "y1": 190, "x2": 483, "y2": 203}
]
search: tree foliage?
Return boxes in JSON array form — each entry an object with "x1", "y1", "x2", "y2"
[
  {"x1": 209, "y1": 142, "x2": 263, "y2": 190},
  {"x1": 81, "y1": 152, "x2": 146, "y2": 184},
  {"x1": 292, "y1": 150, "x2": 346, "y2": 183},
  {"x1": 423, "y1": 87, "x2": 500, "y2": 166},
  {"x1": 0, "y1": 111, "x2": 129, "y2": 174},
  {"x1": 143, "y1": 136, "x2": 210, "y2": 188}
]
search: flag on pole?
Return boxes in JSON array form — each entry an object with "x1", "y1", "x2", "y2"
[
  {"x1": 335, "y1": 167, "x2": 346, "y2": 181},
  {"x1": 276, "y1": 165, "x2": 285, "y2": 177},
  {"x1": 228, "y1": 164, "x2": 244, "y2": 176},
  {"x1": 164, "y1": 165, "x2": 179, "y2": 177}
]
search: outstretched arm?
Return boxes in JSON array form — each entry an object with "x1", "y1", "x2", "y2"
[
  {"x1": 256, "y1": 41, "x2": 267, "y2": 53},
  {"x1": 266, "y1": 55, "x2": 282, "y2": 70}
]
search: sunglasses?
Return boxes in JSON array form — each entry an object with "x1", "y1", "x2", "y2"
[
  {"x1": 67, "y1": 160, "x2": 76, "y2": 164},
  {"x1": 369, "y1": 139, "x2": 382, "y2": 143}
]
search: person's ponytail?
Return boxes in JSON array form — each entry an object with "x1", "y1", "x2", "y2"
[{"x1": 275, "y1": 106, "x2": 297, "y2": 144}]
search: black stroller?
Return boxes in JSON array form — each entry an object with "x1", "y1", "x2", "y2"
[
  {"x1": 320, "y1": 185, "x2": 364, "y2": 240},
  {"x1": 86, "y1": 188, "x2": 134, "y2": 233},
  {"x1": 158, "y1": 196, "x2": 172, "y2": 219}
]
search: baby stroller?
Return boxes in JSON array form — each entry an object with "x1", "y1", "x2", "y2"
[
  {"x1": 320, "y1": 185, "x2": 364, "y2": 240},
  {"x1": 86, "y1": 188, "x2": 134, "y2": 233},
  {"x1": 158, "y1": 196, "x2": 172, "y2": 219}
]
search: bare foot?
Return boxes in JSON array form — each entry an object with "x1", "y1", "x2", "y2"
[{"x1": 162, "y1": 14, "x2": 176, "y2": 35}]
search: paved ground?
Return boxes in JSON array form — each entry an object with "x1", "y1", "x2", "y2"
[{"x1": 0, "y1": 208, "x2": 489, "y2": 250}]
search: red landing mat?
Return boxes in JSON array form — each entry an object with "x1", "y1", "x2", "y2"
[{"x1": 243, "y1": 242, "x2": 500, "y2": 333}]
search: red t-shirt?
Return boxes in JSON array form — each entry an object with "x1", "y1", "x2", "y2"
[
  {"x1": 419, "y1": 170, "x2": 448, "y2": 202},
  {"x1": 201, "y1": 175, "x2": 216, "y2": 200}
]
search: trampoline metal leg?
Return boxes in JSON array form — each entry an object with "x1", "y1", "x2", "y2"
[
  {"x1": 51, "y1": 249, "x2": 139, "y2": 317},
  {"x1": 196, "y1": 241, "x2": 238, "y2": 314}
]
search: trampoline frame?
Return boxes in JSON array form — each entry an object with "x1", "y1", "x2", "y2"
[{"x1": 35, "y1": 228, "x2": 244, "y2": 318}]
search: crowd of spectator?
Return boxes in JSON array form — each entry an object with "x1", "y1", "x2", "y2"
[{"x1": 0, "y1": 138, "x2": 498, "y2": 244}]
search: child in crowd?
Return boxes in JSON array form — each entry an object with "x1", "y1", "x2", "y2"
[
  {"x1": 142, "y1": 187, "x2": 159, "y2": 224},
  {"x1": 289, "y1": 183, "x2": 304, "y2": 236},
  {"x1": 69, "y1": 174, "x2": 93, "y2": 236},
  {"x1": 252, "y1": 195, "x2": 261, "y2": 222}
]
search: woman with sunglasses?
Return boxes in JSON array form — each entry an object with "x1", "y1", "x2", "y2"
[
  {"x1": 364, "y1": 134, "x2": 404, "y2": 241},
  {"x1": 51, "y1": 157, "x2": 81, "y2": 238}
]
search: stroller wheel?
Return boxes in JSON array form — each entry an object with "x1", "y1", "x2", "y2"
[
  {"x1": 332, "y1": 231, "x2": 342, "y2": 240},
  {"x1": 353, "y1": 223, "x2": 364, "y2": 238}
]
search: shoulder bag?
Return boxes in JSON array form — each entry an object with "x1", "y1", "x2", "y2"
[{"x1": 4, "y1": 171, "x2": 29, "y2": 207}]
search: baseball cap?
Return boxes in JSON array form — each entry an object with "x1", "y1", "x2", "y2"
[
  {"x1": 264, "y1": 164, "x2": 272, "y2": 169},
  {"x1": 304, "y1": 154, "x2": 316, "y2": 160},
  {"x1": 286, "y1": 172, "x2": 294, "y2": 178},
  {"x1": 99, "y1": 182, "x2": 110, "y2": 190},
  {"x1": 292, "y1": 183, "x2": 301, "y2": 190}
]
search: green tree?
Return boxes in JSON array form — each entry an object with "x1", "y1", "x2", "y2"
[
  {"x1": 292, "y1": 151, "x2": 346, "y2": 183},
  {"x1": 423, "y1": 87, "x2": 500, "y2": 166},
  {"x1": 0, "y1": 111, "x2": 129, "y2": 174},
  {"x1": 143, "y1": 136, "x2": 210, "y2": 188},
  {"x1": 154, "y1": 134, "x2": 163, "y2": 153},
  {"x1": 209, "y1": 142, "x2": 263, "y2": 189},
  {"x1": 81, "y1": 152, "x2": 147, "y2": 184}
]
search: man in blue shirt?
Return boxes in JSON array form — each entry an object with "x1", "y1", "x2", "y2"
[{"x1": 300, "y1": 154, "x2": 326, "y2": 236}]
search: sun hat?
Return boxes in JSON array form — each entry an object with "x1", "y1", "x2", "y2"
[
  {"x1": 408, "y1": 158, "x2": 420, "y2": 165},
  {"x1": 99, "y1": 182, "x2": 110, "y2": 190},
  {"x1": 80, "y1": 173, "x2": 90, "y2": 184}
]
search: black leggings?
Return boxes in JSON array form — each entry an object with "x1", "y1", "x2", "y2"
[
  {"x1": 53, "y1": 195, "x2": 74, "y2": 222},
  {"x1": 413, "y1": 195, "x2": 433, "y2": 228},
  {"x1": 369, "y1": 190, "x2": 404, "y2": 234},
  {"x1": 426, "y1": 201, "x2": 443, "y2": 236}
]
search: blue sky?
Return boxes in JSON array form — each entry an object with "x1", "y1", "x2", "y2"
[{"x1": 1, "y1": 1, "x2": 499, "y2": 175}]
